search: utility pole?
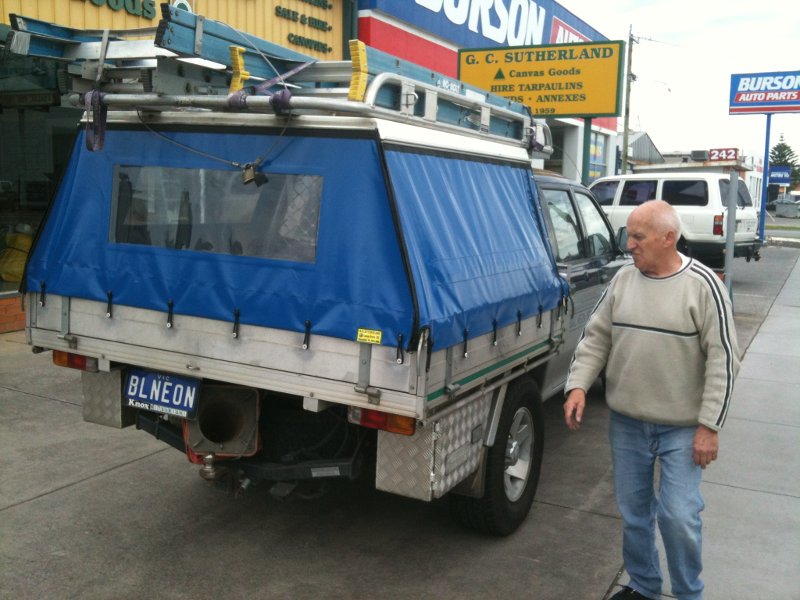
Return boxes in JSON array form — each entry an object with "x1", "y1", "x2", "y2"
[{"x1": 620, "y1": 26, "x2": 637, "y2": 174}]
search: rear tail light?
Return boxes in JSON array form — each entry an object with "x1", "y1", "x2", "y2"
[
  {"x1": 713, "y1": 214, "x2": 724, "y2": 236},
  {"x1": 348, "y1": 406, "x2": 416, "y2": 436},
  {"x1": 52, "y1": 350, "x2": 98, "y2": 372}
]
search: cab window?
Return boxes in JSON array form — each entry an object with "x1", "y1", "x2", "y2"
[
  {"x1": 719, "y1": 179, "x2": 754, "y2": 207},
  {"x1": 620, "y1": 180, "x2": 657, "y2": 206},
  {"x1": 541, "y1": 188, "x2": 585, "y2": 261},
  {"x1": 590, "y1": 180, "x2": 619, "y2": 206},
  {"x1": 663, "y1": 180, "x2": 708, "y2": 206},
  {"x1": 574, "y1": 191, "x2": 613, "y2": 257}
]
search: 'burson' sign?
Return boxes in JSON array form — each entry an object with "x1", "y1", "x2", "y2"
[
  {"x1": 729, "y1": 71, "x2": 800, "y2": 115},
  {"x1": 359, "y1": 0, "x2": 607, "y2": 48}
]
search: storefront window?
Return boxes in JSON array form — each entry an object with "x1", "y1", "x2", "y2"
[
  {"x1": 588, "y1": 132, "x2": 606, "y2": 182},
  {"x1": 0, "y1": 107, "x2": 79, "y2": 294},
  {"x1": 543, "y1": 126, "x2": 564, "y2": 175}
]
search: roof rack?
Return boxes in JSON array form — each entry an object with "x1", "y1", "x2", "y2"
[{"x1": 6, "y1": 5, "x2": 552, "y2": 155}]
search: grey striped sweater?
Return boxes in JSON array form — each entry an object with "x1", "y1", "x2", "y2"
[{"x1": 566, "y1": 256, "x2": 740, "y2": 431}]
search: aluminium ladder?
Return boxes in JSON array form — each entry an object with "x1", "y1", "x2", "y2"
[{"x1": 6, "y1": 5, "x2": 552, "y2": 154}]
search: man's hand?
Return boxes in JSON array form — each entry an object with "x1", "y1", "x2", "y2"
[
  {"x1": 564, "y1": 389, "x2": 586, "y2": 431},
  {"x1": 693, "y1": 424, "x2": 720, "y2": 469}
]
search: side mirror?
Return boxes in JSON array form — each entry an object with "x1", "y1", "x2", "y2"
[{"x1": 616, "y1": 227, "x2": 629, "y2": 254}]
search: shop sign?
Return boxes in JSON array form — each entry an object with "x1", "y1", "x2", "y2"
[
  {"x1": 549, "y1": 17, "x2": 590, "y2": 44},
  {"x1": 275, "y1": 4, "x2": 335, "y2": 54},
  {"x1": 86, "y1": 0, "x2": 158, "y2": 20},
  {"x1": 458, "y1": 40, "x2": 623, "y2": 118},
  {"x1": 729, "y1": 71, "x2": 800, "y2": 115},
  {"x1": 359, "y1": 0, "x2": 606, "y2": 48},
  {"x1": 769, "y1": 166, "x2": 791, "y2": 185}
]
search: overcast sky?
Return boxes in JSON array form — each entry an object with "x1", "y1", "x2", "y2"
[{"x1": 557, "y1": 0, "x2": 800, "y2": 162}]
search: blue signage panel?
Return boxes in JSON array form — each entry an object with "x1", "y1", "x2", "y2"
[
  {"x1": 358, "y1": 0, "x2": 608, "y2": 48},
  {"x1": 730, "y1": 71, "x2": 800, "y2": 115},
  {"x1": 769, "y1": 166, "x2": 792, "y2": 185}
]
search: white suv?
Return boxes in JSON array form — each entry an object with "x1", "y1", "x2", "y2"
[{"x1": 590, "y1": 172, "x2": 762, "y2": 268}]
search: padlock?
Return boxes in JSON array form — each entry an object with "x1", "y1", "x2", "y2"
[{"x1": 242, "y1": 163, "x2": 256, "y2": 185}]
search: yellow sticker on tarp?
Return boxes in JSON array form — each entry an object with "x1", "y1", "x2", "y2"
[{"x1": 357, "y1": 328, "x2": 382, "y2": 344}]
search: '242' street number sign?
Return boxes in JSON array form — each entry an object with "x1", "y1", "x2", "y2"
[{"x1": 709, "y1": 148, "x2": 738, "y2": 161}]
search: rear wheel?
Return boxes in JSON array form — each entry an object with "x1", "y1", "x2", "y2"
[
  {"x1": 449, "y1": 378, "x2": 544, "y2": 536},
  {"x1": 698, "y1": 254, "x2": 724, "y2": 270}
]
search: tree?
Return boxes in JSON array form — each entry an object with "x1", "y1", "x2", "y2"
[{"x1": 769, "y1": 134, "x2": 800, "y2": 187}]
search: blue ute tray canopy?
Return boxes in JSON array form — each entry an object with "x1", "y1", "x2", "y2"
[{"x1": 25, "y1": 125, "x2": 565, "y2": 351}]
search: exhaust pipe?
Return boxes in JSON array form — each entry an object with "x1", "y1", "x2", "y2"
[
  {"x1": 198, "y1": 396, "x2": 248, "y2": 445},
  {"x1": 184, "y1": 384, "x2": 260, "y2": 457}
]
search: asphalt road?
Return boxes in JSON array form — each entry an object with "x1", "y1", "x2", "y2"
[{"x1": 1, "y1": 246, "x2": 798, "y2": 600}]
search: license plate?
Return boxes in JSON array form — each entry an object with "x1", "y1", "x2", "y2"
[
  {"x1": 738, "y1": 219, "x2": 756, "y2": 233},
  {"x1": 124, "y1": 368, "x2": 200, "y2": 419}
]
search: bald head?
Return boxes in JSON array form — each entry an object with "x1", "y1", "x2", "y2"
[
  {"x1": 626, "y1": 200, "x2": 683, "y2": 276},
  {"x1": 630, "y1": 200, "x2": 682, "y2": 240}
]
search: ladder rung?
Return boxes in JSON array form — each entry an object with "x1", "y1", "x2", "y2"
[
  {"x1": 62, "y1": 39, "x2": 172, "y2": 62},
  {"x1": 71, "y1": 80, "x2": 147, "y2": 95}
]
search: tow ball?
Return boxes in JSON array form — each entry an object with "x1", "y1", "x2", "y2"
[
  {"x1": 198, "y1": 453, "x2": 220, "y2": 481},
  {"x1": 198, "y1": 453, "x2": 252, "y2": 497}
]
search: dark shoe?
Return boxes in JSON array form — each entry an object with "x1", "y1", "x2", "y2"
[{"x1": 609, "y1": 586, "x2": 654, "y2": 600}]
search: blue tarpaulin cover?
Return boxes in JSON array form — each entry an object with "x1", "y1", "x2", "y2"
[
  {"x1": 384, "y1": 148, "x2": 565, "y2": 348},
  {"x1": 26, "y1": 127, "x2": 565, "y2": 351}
]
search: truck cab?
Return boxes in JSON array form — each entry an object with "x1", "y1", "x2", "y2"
[{"x1": 535, "y1": 173, "x2": 627, "y2": 399}]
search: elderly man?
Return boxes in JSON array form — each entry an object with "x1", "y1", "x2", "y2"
[{"x1": 564, "y1": 200, "x2": 739, "y2": 600}]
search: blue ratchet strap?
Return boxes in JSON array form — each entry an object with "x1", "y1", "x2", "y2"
[
  {"x1": 84, "y1": 90, "x2": 108, "y2": 152},
  {"x1": 84, "y1": 29, "x2": 111, "y2": 152}
]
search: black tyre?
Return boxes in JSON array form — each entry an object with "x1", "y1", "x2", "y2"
[
  {"x1": 449, "y1": 378, "x2": 544, "y2": 536},
  {"x1": 697, "y1": 254, "x2": 724, "y2": 270}
]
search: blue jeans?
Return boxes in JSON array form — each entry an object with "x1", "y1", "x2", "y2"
[{"x1": 609, "y1": 411, "x2": 705, "y2": 600}]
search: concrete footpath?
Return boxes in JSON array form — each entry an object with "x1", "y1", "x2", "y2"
[{"x1": 605, "y1": 251, "x2": 800, "y2": 599}]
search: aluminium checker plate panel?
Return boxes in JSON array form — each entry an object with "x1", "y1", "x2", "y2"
[
  {"x1": 375, "y1": 393, "x2": 491, "y2": 501},
  {"x1": 81, "y1": 369, "x2": 135, "y2": 428}
]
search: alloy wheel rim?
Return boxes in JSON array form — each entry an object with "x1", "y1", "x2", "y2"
[{"x1": 504, "y1": 407, "x2": 533, "y2": 502}]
